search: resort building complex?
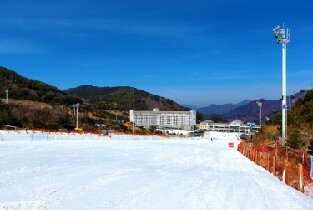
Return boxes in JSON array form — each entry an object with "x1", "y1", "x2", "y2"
[{"x1": 129, "y1": 108, "x2": 196, "y2": 131}]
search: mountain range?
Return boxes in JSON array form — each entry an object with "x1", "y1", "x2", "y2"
[
  {"x1": 0, "y1": 66, "x2": 307, "y2": 129},
  {"x1": 195, "y1": 91, "x2": 306, "y2": 123},
  {"x1": 197, "y1": 100, "x2": 252, "y2": 117},
  {"x1": 0, "y1": 66, "x2": 192, "y2": 130}
]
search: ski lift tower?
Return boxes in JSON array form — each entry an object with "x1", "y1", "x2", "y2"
[{"x1": 273, "y1": 25, "x2": 290, "y2": 145}]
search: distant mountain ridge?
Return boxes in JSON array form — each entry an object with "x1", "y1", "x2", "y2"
[
  {"x1": 224, "y1": 91, "x2": 306, "y2": 123},
  {"x1": 223, "y1": 99, "x2": 281, "y2": 123},
  {"x1": 183, "y1": 105, "x2": 198, "y2": 110},
  {"x1": 197, "y1": 100, "x2": 252, "y2": 117},
  {"x1": 197, "y1": 91, "x2": 306, "y2": 123}
]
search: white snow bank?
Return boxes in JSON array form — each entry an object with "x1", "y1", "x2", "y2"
[
  {"x1": 0, "y1": 133, "x2": 313, "y2": 209},
  {"x1": 0, "y1": 130, "x2": 166, "y2": 141}
]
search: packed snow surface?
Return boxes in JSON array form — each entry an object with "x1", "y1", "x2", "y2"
[{"x1": 1, "y1": 133, "x2": 313, "y2": 209}]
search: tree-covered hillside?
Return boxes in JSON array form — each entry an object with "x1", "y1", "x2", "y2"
[
  {"x1": 65, "y1": 85, "x2": 187, "y2": 111},
  {"x1": 0, "y1": 66, "x2": 82, "y2": 105},
  {"x1": 0, "y1": 66, "x2": 202, "y2": 130},
  {"x1": 253, "y1": 89, "x2": 313, "y2": 150}
]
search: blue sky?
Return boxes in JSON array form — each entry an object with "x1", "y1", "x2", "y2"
[{"x1": 1, "y1": 0, "x2": 313, "y2": 107}]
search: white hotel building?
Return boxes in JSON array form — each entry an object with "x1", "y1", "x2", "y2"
[{"x1": 129, "y1": 108, "x2": 196, "y2": 131}]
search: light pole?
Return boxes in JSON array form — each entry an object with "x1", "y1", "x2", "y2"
[
  {"x1": 273, "y1": 25, "x2": 290, "y2": 145},
  {"x1": 256, "y1": 101, "x2": 262, "y2": 127},
  {"x1": 72, "y1": 103, "x2": 80, "y2": 129},
  {"x1": 5, "y1": 89, "x2": 8, "y2": 104}
]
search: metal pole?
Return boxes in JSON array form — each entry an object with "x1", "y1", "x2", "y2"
[
  {"x1": 256, "y1": 101, "x2": 262, "y2": 127},
  {"x1": 282, "y1": 43, "x2": 287, "y2": 144},
  {"x1": 260, "y1": 104, "x2": 262, "y2": 128},
  {"x1": 5, "y1": 90, "x2": 8, "y2": 104},
  {"x1": 76, "y1": 104, "x2": 79, "y2": 129}
]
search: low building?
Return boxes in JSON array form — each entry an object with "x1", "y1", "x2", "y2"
[
  {"x1": 129, "y1": 108, "x2": 196, "y2": 131},
  {"x1": 199, "y1": 120, "x2": 214, "y2": 130},
  {"x1": 199, "y1": 120, "x2": 258, "y2": 135}
]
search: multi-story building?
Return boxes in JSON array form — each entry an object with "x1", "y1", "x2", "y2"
[{"x1": 129, "y1": 108, "x2": 196, "y2": 131}]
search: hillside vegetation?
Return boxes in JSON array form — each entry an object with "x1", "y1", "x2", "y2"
[
  {"x1": 0, "y1": 66, "x2": 82, "y2": 105},
  {"x1": 253, "y1": 89, "x2": 313, "y2": 150},
  {"x1": 0, "y1": 66, "x2": 198, "y2": 131},
  {"x1": 65, "y1": 85, "x2": 186, "y2": 111}
]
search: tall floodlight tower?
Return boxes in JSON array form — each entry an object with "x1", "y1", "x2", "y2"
[{"x1": 273, "y1": 25, "x2": 290, "y2": 145}]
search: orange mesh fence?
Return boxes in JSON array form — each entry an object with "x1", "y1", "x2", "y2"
[{"x1": 238, "y1": 141, "x2": 312, "y2": 196}]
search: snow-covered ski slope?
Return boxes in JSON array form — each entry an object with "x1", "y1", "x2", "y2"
[{"x1": 1, "y1": 132, "x2": 313, "y2": 210}]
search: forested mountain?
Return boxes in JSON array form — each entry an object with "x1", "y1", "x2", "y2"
[
  {"x1": 0, "y1": 66, "x2": 83, "y2": 129},
  {"x1": 65, "y1": 85, "x2": 187, "y2": 111},
  {"x1": 0, "y1": 66, "x2": 198, "y2": 131},
  {"x1": 0, "y1": 66, "x2": 82, "y2": 105}
]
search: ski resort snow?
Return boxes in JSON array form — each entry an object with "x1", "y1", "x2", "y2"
[{"x1": 1, "y1": 131, "x2": 313, "y2": 210}]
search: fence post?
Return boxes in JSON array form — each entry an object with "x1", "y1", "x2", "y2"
[
  {"x1": 252, "y1": 150, "x2": 255, "y2": 162},
  {"x1": 272, "y1": 156, "x2": 276, "y2": 175},
  {"x1": 283, "y1": 159, "x2": 288, "y2": 184},
  {"x1": 298, "y1": 163, "x2": 304, "y2": 193},
  {"x1": 267, "y1": 154, "x2": 270, "y2": 171}
]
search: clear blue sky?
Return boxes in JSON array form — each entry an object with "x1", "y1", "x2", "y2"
[{"x1": 1, "y1": 0, "x2": 313, "y2": 107}]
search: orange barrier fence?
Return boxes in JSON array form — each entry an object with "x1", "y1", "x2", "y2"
[
  {"x1": 23, "y1": 129, "x2": 114, "y2": 136},
  {"x1": 2, "y1": 129, "x2": 168, "y2": 141},
  {"x1": 238, "y1": 141, "x2": 312, "y2": 196}
]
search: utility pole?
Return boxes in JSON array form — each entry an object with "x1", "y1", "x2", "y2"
[
  {"x1": 72, "y1": 103, "x2": 80, "y2": 129},
  {"x1": 5, "y1": 89, "x2": 8, "y2": 104},
  {"x1": 256, "y1": 101, "x2": 262, "y2": 127},
  {"x1": 273, "y1": 25, "x2": 290, "y2": 145}
]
